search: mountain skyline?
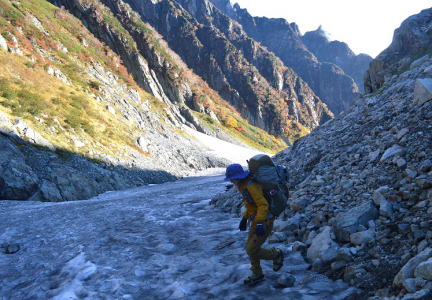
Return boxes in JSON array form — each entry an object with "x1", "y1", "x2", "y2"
[{"x1": 233, "y1": 0, "x2": 431, "y2": 57}]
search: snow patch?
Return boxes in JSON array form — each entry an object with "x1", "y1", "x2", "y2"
[
  {"x1": 52, "y1": 252, "x2": 97, "y2": 300},
  {"x1": 184, "y1": 126, "x2": 268, "y2": 165}
]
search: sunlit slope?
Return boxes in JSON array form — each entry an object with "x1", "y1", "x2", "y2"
[{"x1": 0, "y1": 0, "x2": 286, "y2": 164}]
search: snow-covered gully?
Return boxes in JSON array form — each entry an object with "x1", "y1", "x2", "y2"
[{"x1": 1, "y1": 175, "x2": 357, "y2": 299}]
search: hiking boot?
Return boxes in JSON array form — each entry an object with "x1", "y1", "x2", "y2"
[
  {"x1": 243, "y1": 273, "x2": 265, "y2": 286},
  {"x1": 273, "y1": 249, "x2": 284, "y2": 271}
]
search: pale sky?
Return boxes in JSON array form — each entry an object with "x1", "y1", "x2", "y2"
[{"x1": 234, "y1": 0, "x2": 431, "y2": 58}]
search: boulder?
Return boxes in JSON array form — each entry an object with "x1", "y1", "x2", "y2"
[
  {"x1": 51, "y1": 165, "x2": 101, "y2": 201},
  {"x1": 40, "y1": 180, "x2": 63, "y2": 202},
  {"x1": 276, "y1": 273, "x2": 296, "y2": 288},
  {"x1": 394, "y1": 248, "x2": 432, "y2": 291},
  {"x1": 12, "y1": 119, "x2": 55, "y2": 150},
  {"x1": 307, "y1": 226, "x2": 339, "y2": 264},
  {"x1": 350, "y1": 229, "x2": 375, "y2": 246},
  {"x1": 414, "y1": 257, "x2": 432, "y2": 281},
  {"x1": 380, "y1": 144, "x2": 404, "y2": 162},
  {"x1": 379, "y1": 199, "x2": 394, "y2": 218},
  {"x1": 334, "y1": 201, "x2": 378, "y2": 242},
  {"x1": 414, "y1": 78, "x2": 432, "y2": 106},
  {"x1": 289, "y1": 197, "x2": 309, "y2": 212},
  {"x1": 0, "y1": 159, "x2": 39, "y2": 200},
  {"x1": 402, "y1": 289, "x2": 432, "y2": 300}
]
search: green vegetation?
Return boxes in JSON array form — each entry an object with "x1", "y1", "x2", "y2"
[
  {"x1": 0, "y1": 78, "x2": 44, "y2": 116},
  {"x1": 0, "y1": 0, "x2": 291, "y2": 159}
]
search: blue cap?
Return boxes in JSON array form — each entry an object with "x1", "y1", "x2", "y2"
[{"x1": 224, "y1": 164, "x2": 250, "y2": 181}]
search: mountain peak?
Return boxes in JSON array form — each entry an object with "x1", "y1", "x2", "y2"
[{"x1": 305, "y1": 25, "x2": 331, "y2": 42}]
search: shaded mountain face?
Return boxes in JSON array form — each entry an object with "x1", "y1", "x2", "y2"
[
  {"x1": 302, "y1": 27, "x2": 372, "y2": 93},
  {"x1": 365, "y1": 7, "x2": 432, "y2": 93},
  {"x1": 211, "y1": 0, "x2": 362, "y2": 114}
]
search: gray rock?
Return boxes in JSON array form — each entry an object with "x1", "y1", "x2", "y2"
[
  {"x1": 350, "y1": 229, "x2": 375, "y2": 246},
  {"x1": 380, "y1": 199, "x2": 394, "y2": 218},
  {"x1": 336, "y1": 247, "x2": 354, "y2": 262},
  {"x1": 12, "y1": 119, "x2": 55, "y2": 150},
  {"x1": 40, "y1": 180, "x2": 63, "y2": 202},
  {"x1": 414, "y1": 78, "x2": 432, "y2": 106},
  {"x1": 402, "y1": 288, "x2": 432, "y2": 300},
  {"x1": 369, "y1": 150, "x2": 381, "y2": 162},
  {"x1": 380, "y1": 144, "x2": 404, "y2": 162},
  {"x1": 410, "y1": 55, "x2": 430, "y2": 69},
  {"x1": 405, "y1": 169, "x2": 418, "y2": 179},
  {"x1": 307, "y1": 226, "x2": 339, "y2": 264},
  {"x1": 396, "y1": 128, "x2": 409, "y2": 140},
  {"x1": 331, "y1": 260, "x2": 347, "y2": 271},
  {"x1": 46, "y1": 66, "x2": 71, "y2": 85},
  {"x1": 51, "y1": 166, "x2": 100, "y2": 201},
  {"x1": 3, "y1": 243, "x2": 20, "y2": 254},
  {"x1": 424, "y1": 65, "x2": 432, "y2": 75},
  {"x1": 334, "y1": 201, "x2": 378, "y2": 242},
  {"x1": 419, "y1": 160, "x2": 432, "y2": 173},
  {"x1": 404, "y1": 278, "x2": 419, "y2": 293},
  {"x1": 276, "y1": 273, "x2": 296, "y2": 288},
  {"x1": 0, "y1": 159, "x2": 39, "y2": 200},
  {"x1": 394, "y1": 248, "x2": 432, "y2": 291},
  {"x1": 414, "y1": 257, "x2": 432, "y2": 280},
  {"x1": 396, "y1": 158, "x2": 407, "y2": 168},
  {"x1": 289, "y1": 197, "x2": 309, "y2": 212},
  {"x1": 373, "y1": 187, "x2": 388, "y2": 206},
  {"x1": 268, "y1": 232, "x2": 287, "y2": 243}
]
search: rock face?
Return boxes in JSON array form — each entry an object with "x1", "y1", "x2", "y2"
[
  {"x1": 301, "y1": 26, "x2": 372, "y2": 92},
  {"x1": 365, "y1": 8, "x2": 432, "y2": 93},
  {"x1": 117, "y1": 0, "x2": 332, "y2": 140},
  {"x1": 211, "y1": 0, "x2": 362, "y2": 114},
  {"x1": 211, "y1": 8, "x2": 432, "y2": 297}
]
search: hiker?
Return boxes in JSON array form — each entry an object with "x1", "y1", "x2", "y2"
[{"x1": 225, "y1": 163, "x2": 284, "y2": 286}]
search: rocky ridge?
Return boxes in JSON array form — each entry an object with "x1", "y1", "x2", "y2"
[
  {"x1": 121, "y1": 0, "x2": 332, "y2": 141},
  {"x1": 210, "y1": 0, "x2": 363, "y2": 115},
  {"x1": 211, "y1": 8, "x2": 432, "y2": 298},
  {"x1": 365, "y1": 8, "x2": 432, "y2": 93},
  {"x1": 301, "y1": 26, "x2": 372, "y2": 92}
]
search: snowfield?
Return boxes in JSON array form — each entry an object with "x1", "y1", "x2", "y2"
[
  {"x1": 184, "y1": 125, "x2": 268, "y2": 166},
  {"x1": 0, "y1": 175, "x2": 358, "y2": 299}
]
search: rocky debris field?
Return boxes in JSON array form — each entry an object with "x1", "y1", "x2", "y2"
[{"x1": 212, "y1": 54, "x2": 432, "y2": 299}]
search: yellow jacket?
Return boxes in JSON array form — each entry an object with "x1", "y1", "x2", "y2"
[{"x1": 236, "y1": 178, "x2": 269, "y2": 223}]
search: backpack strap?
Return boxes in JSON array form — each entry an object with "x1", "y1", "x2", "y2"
[
  {"x1": 242, "y1": 180, "x2": 274, "y2": 220},
  {"x1": 242, "y1": 180, "x2": 255, "y2": 204}
]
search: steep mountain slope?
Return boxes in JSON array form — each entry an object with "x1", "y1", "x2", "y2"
[
  {"x1": 302, "y1": 27, "x2": 372, "y2": 92},
  {"x1": 211, "y1": 0, "x2": 362, "y2": 114},
  {"x1": 0, "y1": 0, "x2": 285, "y2": 201},
  {"x1": 112, "y1": 0, "x2": 332, "y2": 142},
  {"x1": 212, "y1": 7, "x2": 432, "y2": 298}
]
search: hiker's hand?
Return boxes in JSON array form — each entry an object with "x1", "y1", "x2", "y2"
[
  {"x1": 239, "y1": 218, "x2": 247, "y2": 231},
  {"x1": 255, "y1": 223, "x2": 266, "y2": 236}
]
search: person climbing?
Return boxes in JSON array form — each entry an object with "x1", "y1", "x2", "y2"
[{"x1": 224, "y1": 163, "x2": 284, "y2": 286}]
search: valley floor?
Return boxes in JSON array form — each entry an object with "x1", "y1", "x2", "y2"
[{"x1": 0, "y1": 175, "x2": 357, "y2": 299}]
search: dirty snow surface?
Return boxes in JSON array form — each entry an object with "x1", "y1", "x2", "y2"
[{"x1": 0, "y1": 175, "x2": 356, "y2": 299}]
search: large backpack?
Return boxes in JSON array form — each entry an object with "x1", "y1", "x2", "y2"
[{"x1": 246, "y1": 154, "x2": 289, "y2": 218}]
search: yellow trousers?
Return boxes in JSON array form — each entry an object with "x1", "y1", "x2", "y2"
[{"x1": 245, "y1": 218, "x2": 278, "y2": 275}]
